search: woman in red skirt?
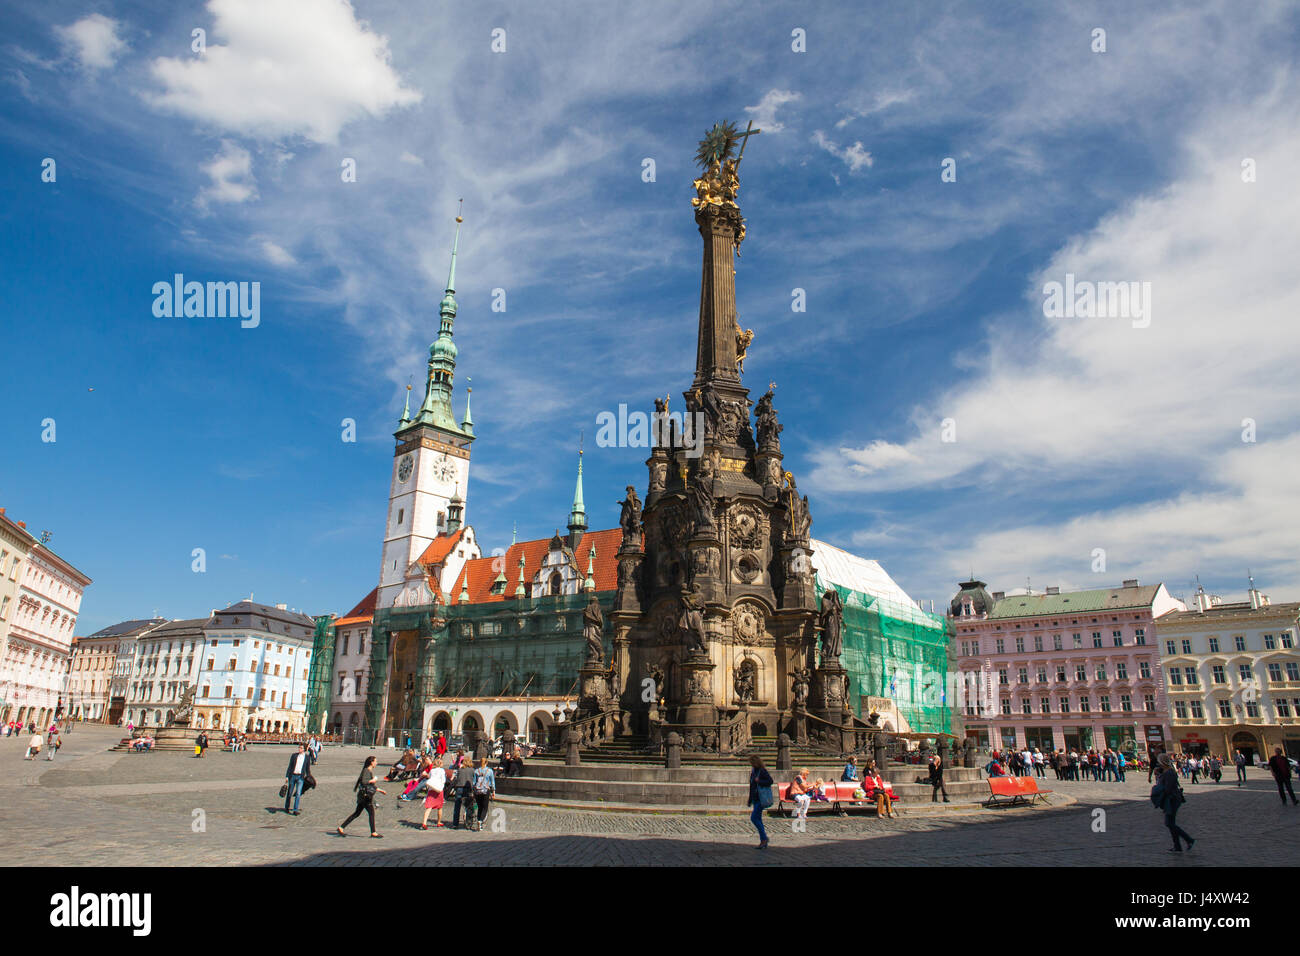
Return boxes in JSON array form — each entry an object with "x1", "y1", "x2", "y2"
[{"x1": 419, "y1": 757, "x2": 448, "y2": 830}]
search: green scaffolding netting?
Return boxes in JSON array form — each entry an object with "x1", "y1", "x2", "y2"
[
  {"x1": 363, "y1": 593, "x2": 612, "y2": 739},
  {"x1": 304, "y1": 614, "x2": 336, "y2": 734},
  {"x1": 819, "y1": 575, "x2": 954, "y2": 736}
]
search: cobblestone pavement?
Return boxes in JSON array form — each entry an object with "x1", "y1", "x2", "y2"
[{"x1": 3, "y1": 726, "x2": 1295, "y2": 866}]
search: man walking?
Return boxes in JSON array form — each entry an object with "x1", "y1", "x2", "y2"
[
  {"x1": 929, "y1": 752, "x2": 950, "y2": 803},
  {"x1": 1267, "y1": 747, "x2": 1297, "y2": 806},
  {"x1": 450, "y1": 755, "x2": 476, "y2": 829},
  {"x1": 195, "y1": 730, "x2": 209, "y2": 758},
  {"x1": 1234, "y1": 750, "x2": 1248, "y2": 786},
  {"x1": 46, "y1": 726, "x2": 60, "y2": 761},
  {"x1": 284, "y1": 743, "x2": 314, "y2": 815}
]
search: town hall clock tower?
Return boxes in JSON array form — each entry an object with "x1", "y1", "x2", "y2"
[{"x1": 377, "y1": 212, "x2": 479, "y2": 609}]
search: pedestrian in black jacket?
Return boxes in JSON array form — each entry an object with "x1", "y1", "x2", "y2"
[
  {"x1": 929, "y1": 753, "x2": 950, "y2": 803},
  {"x1": 1153, "y1": 753, "x2": 1194, "y2": 853},
  {"x1": 1267, "y1": 747, "x2": 1297, "y2": 805},
  {"x1": 284, "y1": 743, "x2": 315, "y2": 815},
  {"x1": 746, "y1": 754, "x2": 773, "y2": 850}
]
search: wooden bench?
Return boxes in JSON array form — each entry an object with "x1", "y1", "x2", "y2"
[
  {"x1": 985, "y1": 774, "x2": 1052, "y2": 807},
  {"x1": 776, "y1": 779, "x2": 899, "y2": 816}
]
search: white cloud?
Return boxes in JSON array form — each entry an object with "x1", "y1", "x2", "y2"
[
  {"x1": 198, "y1": 140, "x2": 256, "y2": 206},
  {"x1": 744, "y1": 89, "x2": 801, "y2": 133},
  {"x1": 834, "y1": 89, "x2": 916, "y2": 128},
  {"x1": 55, "y1": 14, "x2": 126, "y2": 71},
  {"x1": 399, "y1": 151, "x2": 423, "y2": 166},
  {"x1": 812, "y1": 130, "x2": 873, "y2": 171},
  {"x1": 259, "y1": 239, "x2": 296, "y2": 266},
  {"x1": 146, "y1": 0, "x2": 421, "y2": 143}
]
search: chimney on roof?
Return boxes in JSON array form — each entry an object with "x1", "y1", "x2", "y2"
[
  {"x1": 275, "y1": 603, "x2": 287, "y2": 610},
  {"x1": 1194, "y1": 587, "x2": 1210, "y2": 613},
  {"x1": 16, "y1": 521, "x2": 25, "y2": 528},
  {"x1": 1122, "y1": 578, "x2": 1139, "y2": 588},
  {"x1": 1045, "y1": 586, "x2": 1060, "y2": 595}
]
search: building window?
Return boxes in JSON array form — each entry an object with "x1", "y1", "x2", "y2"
[
  {"x1": 1018, "y1": 668, "x2": 1028, "y2": 684},
  {"x1": 1269, "y1": 663, "x2": 1283, "y2": 682},
  {"x1": 1278, "y1": 699, "x2": 1292, "y2": 718},
  {"x1": 1238, "y1": 664, "x2": 1253, "y2": 681},
  {"x1": 1113, "y1": 631, "x2": 1123, "y2": 647},
  {"x1": 1036, "y1": 668, "x2": 1047, "y2": 683},
  {"x1": 1100, "y1": 695, "x2": 1111, "y2": 713},
  {"x1": 1207, "y1": 637, "x2": 1219, "y2": 653},
  {"x1": 224, "y1": 686, "x2": 232, "y2": 699},
  {"x1": 339, "y1": 672, "x2": 347, "y2": 693},
  {"x1": 1170, "y1": 670, "x2": 1183, "y2": 685},
  {"x1": 1143, "y1": 694, "x2": 1155, "y2": 711},
  {"x1": 1139, "y1": 660, "x2": 1151, "y2": 679},
  {"x1": 1115, "y1": 663, "x2": 1128, "y2": 680},
  {"x1": 1165, "y1": 640, "x2": 1176, "y2": 655},
  {"x1": 1033, "y1": 635, "x2": 1043, "y2": 652},
  {"x1": 1234, "y1": 636, "x2": 1246, "y2": 652},
  {"x1": 1073, "y1": 633, "x2": 1082, "y2": 648},
  {"x1": 1283, "y1": 632, "x2": 1294, "y2": 649},
  {"x1": 1246, "y1": 701, "x2": 1260, "y2": 719},
  {"x1": 1188, "y1": 700, "x2": 1203, "y2": 719},
  {"x1": 1184, "y1": 667, "x2": 1198, "y2": 686},
  {"x1": 1075, "y1": 665, "x2": 1087, "y2": 681},
  {"x1": 1217, "y1": 700, "x2": 1232, "y2": 718},
  {"x1": 1059, "y1": 697, "x2": 1070, "y2": 715},
  {"x1": 1015, "y1": 637, "x2": 1025, "y2": 653},
  {"x1": 1174, "y1": 701, "x2": 1187, "y2": 719},
  {"x1": 1287, "y1": 663, "x2": 1300, "y2": 681},
  {"x1": 1092, "y1": 632, "x2": 1103, "y2": 648},
  {"x1": 246, "y1": 688, "x2": 254, "y2": 700},
  {"x1": 227, "y1": 658, "x2": 236, "y2": 671},
  {"x1": 1212, "y1": 665, "x2": 1226, "y2": 684},
  {"x1": 201, "y1": 684, "x2": 210, "y2": 698},
  {"x1": 1053, "y1": 635, "x2": 1062, "y2": 650},
  {"x1": 1120, "y1": 694, "x2": 1133, "y2": 712},
  {"x1": 998, "y1": 668, "x2": 1008, "y2": 685},
  {"x1": 1096, "y1": 666, "x2": 1107, "y2": 681},
  {"x1": 1134, "y1": 628, "x2": 1146, "y2": 646},
  {"x1": 1056, "y1": 667, "x2": 1066, "y2": 682},
  {"x1": 1264, "y1": 634, "x2": 1276, "y2": 650},
  {"x1": 995, "y1": 638, "x2": 1005, "y2": 654},
  {"x1": 1181, "y1": 640, "x2": 1192, "y2": 654},
  {"x1": 1000, "y1": 699, "x2": 1011, "y2": 716},
  {"x1": 1039, "y1": 697, "x2": 1050, "y2": 714}
]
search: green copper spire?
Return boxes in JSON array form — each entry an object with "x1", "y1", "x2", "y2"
[
  {"x1": 568, "y1": 449, "x2": 587, "y2": 531},
  {"x1": 408, "y1": 202, "x2": 473, "y2": 441},
  {"x1": 399, "y1": 384, "x2": 412, "y2": 425},
  {"x1": 515, "y1": 554, "x2": 526, "y2": 598},
  {"x1": 461, "y1": 380, "x2": 474, "y2": 435},
  {"x1": 583, "y1": 545, "x2": 596, "y2": 592}
]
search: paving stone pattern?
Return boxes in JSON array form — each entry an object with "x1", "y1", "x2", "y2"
[{"x1": 3, "y1": 726, "x2": 1293, "y2": 866}]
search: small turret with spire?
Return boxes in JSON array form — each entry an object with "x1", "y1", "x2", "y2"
[{"x1": 567, "y1": 441, "x2": 587, "y2": 550}]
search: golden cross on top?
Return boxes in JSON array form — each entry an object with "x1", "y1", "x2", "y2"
[{"x1": 735, "y1": 120, "x2": 761, "y2": 165}]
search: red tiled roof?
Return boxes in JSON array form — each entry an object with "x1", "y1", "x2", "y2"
[
  {"x1": 416, "y1": 528, "x2": 465, "y2": 567},
  {"x1": 335, "y1": 586, "x2": 378, "y2": 627},
  {"x1": 449, "y1": 528, "x2": 621, "y2": 605}
]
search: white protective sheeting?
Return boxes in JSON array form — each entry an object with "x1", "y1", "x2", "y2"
[{"x1": 808, "y1": 538, "x2": 920, "y2": 611}]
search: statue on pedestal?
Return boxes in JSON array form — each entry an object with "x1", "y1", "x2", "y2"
[
  {"x1": 677, "y1": 585, "x2": 709, "y2": 657},
  {"x1": 755, "y1": 387, "x2": 782, "y2": 450},
  {"x1": 583, "y1": 594, "x2": 604, "y2": 664},
  {"x1": 690, "y1": 458, "x2": 716, "y2": 533},
  {"x1": 818, "y1": 588, "x2": 844, "y2": 665},
  {"x1": 791, "y1": 667, "x2": 811, "y2": 710},
  {"x1": 618, "y1": 486, "x2": 642, "y2": 548}
]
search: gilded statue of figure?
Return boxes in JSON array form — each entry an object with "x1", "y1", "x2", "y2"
[
  {"x1": 735, "y1": 322, "x2": 754, "y2": 372},
  {"x1": 583, "y1": 593, "x2": 605, "y2": 664}
]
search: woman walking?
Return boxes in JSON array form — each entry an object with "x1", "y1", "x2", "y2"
[
  {"x1": 746, "y1": 754, "x2": 773, "y2": 849},
  {"x1": 470, "y1": 757, "x2": 496, "y2": 832},
  {"x1": 338, "y1": 755, "x2": 387, "y2": 838},
  {"x1": 419, "y1": 757, "x2": 448, "y2": 830},
  {"x1": 1153, "y1": 753, "x2": 1194, "y2": 853}
]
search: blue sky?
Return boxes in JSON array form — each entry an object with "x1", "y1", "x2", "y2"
[{"x1": 2, "y1": 0, "x2": 1298, "y2": 634}]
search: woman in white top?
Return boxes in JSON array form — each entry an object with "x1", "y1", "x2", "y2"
[
  {"x1": 25, "y1": 733, "x2": 42, "y2": 759},
  {"x1": 420, "y1": 757, "x2": 448, "y2": 830}
]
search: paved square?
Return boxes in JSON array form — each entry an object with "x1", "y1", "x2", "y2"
[{"x1": 4, "y1": 726, "x2": 1293, "y2": 866}]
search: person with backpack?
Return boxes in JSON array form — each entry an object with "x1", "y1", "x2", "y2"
[
  {"x1": 1152, "y1": 753, "x2": 1195, "y2": 853},
  {"x1": 746, "y1": 754, "x2": 773, "y2": 849},
  {"x1": 470, "y1": 757, "x2": 495, "y2": 832},
  {"x1": 337, "y1": 755, "x2": 386, "y2": 838}
]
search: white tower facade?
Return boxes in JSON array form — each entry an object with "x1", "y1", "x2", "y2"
[{"x1": 376, "y1": 213, "x2": 480, "y2": 609}]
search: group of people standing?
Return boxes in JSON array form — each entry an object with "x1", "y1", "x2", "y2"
[
  {"x1": 338, "y1": 749, "x2": 497, "y2": 837},
  {"x1": 19, "y1": 723, "x2": 61, "y2": 760}
]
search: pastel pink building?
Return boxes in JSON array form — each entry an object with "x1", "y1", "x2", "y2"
[{"x1": 951, "y1": 579, "x2": 1185, "y2": 755}]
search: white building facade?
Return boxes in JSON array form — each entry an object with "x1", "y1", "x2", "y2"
[
  {"x1": 194, "y1": 601, "x2": 316, "y2": 733},
  {"x1": 1155, "y1": 587, "x2": 1300, "y2": 763},
  {"x1": 1, "y1": 539, "x2": 91, "y2": 728},
  {"x1": 126, "y1": 618, "x2": 206, "y2": 728}
]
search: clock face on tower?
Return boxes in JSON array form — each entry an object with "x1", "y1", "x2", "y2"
[
  {"x1": 397, "y1": 454, "x2": 414, "y2": 483},
  {"x1": 434, "y1": 455, "x2": 457, "y2": 484}
]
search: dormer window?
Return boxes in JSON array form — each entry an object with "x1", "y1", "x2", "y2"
[
  {"x1": 550, "y1": 572, "x2": 563, "y2": 596},
  {"x1": 962, "y1": 600, "x2": 973, "y2": 617}
]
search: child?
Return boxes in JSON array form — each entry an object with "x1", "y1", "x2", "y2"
[{"x1": 811, "y1": 778, "x2": 830, "y2": 802}]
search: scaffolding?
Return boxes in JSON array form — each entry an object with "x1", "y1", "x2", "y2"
[
  {"x1": 821, "y1": 575, "x2": 954, "y2": 736},
  {"x1": 363, "y1": 592, "x2": 611, "y2": 742},
  {"x1": 303, "y1": 614, "x2": 336, "y2": 734}
]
